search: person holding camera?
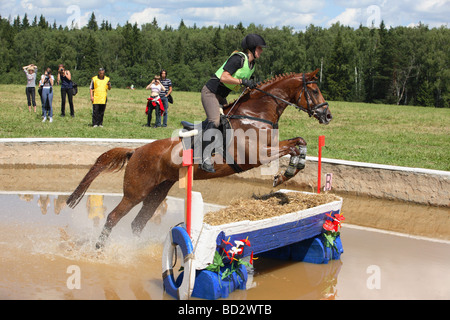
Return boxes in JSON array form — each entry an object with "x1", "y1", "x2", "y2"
[
  {"x1": 90, "y1": 68, "x2": 111, "y2": 127},
  {"x1": 40, "y1": 67, "x2": 54, "y2": 123},
  {"x1": 23, "y1": 64, "x2": 38, "y2": 113},
  {"x1": 145, "y1": 75, "x2": 165, "y2": 128},
  {"x1": 57, "y1": 64, "x2": 75, "y2": 117}
]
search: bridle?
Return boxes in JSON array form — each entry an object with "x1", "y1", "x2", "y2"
[
  {"x1": 226, "y1": 73, "x2": 330, "y2": 126},
  {"x1": 295, "y1": 73, "x2": 329, "y2": 118}
]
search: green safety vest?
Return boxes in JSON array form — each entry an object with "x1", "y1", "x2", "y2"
[{"x1": 215, "y1": 52, "x2": 255, "y2": 92}]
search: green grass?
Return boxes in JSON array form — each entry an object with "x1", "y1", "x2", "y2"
[{"x1": 1, "y1": 84, "x2": 449, "y2": 171}]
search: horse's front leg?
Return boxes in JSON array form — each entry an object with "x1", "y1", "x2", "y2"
[
  {"x1": 272, "y1": 137, "x2": 307, "y2": 187},
  {"x1": 259, "y1": 136, "x2": 306, "y2": 162}
]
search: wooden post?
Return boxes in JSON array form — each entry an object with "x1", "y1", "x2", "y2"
[{"x1": 317, "y1": 135, "x2": 325, "y2": 194}]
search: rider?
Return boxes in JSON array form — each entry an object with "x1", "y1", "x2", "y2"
[{"x1": 200, "y1": 33, "x2": 267, "y2": 173}]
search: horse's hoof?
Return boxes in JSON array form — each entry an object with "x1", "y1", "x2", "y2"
[
  {"x1": 95, "y1": 241, "x2": 104, "y2": 250},
  {"x1": 200, "y1": 162, "x2": 216, "y2": 173},
  {"x1": 273, "y1": 174, "x2": 281, "y2": 187}
]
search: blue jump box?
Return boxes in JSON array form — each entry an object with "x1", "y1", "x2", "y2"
[
  {"x1": 162, "y1": 190, "x2": 344, "y2": 300},
  {"x1": 188, "y1": 235, "x2": 343, "y2": 300}
]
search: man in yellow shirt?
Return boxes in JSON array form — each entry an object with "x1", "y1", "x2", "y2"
[{"x1": 90, "y1": 68, "x2": 111, "y2": 127}]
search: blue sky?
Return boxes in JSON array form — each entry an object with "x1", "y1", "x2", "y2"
[{"x1": 1, "y1": 0, "x2": 448, "y2": 30}]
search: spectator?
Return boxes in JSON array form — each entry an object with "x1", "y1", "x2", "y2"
[
  {"x1": 145, "y1": 75, "x2": 165, "y2": 128},
  {"x1": 22, "y1": 64, "x2": 38, "y2": 113},
  {"x1": 159, "y1": 69, "x2": 173, "y2": 127},
  {"x1": 40, "y1": 68, "x2": 54, "y2": 123},
  {"x1": 57, "y1": 64, "x2": 75, "y2": 117},
  {"x1": 90, "y1": 68, "x2": 111, "y2": 127}
]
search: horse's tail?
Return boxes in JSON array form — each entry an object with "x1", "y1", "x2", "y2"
[{"x1": 66, "y1": 147, "x2": 135, "y2": 208}]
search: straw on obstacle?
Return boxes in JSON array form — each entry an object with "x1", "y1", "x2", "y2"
[{"x1": 203, "y1": 192, "x2": 340, "y2": 226}]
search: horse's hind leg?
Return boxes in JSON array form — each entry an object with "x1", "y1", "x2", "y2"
[
  {"x1": 96, "y1": 197, "x2": 137, "y2": 249},
  {"x1": 131, "y1": 180, "x2": 176, "y2": 236}
]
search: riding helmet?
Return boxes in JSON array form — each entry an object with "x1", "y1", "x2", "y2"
[{"x1": 241, "y1": 34, "x2": 267, "y2": 55}]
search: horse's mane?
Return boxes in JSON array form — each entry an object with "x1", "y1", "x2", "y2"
[
  {"x1": 256, "y1": 72, "x2": 297, "y2": 90},
  {"x1": 224, "y1": 72, "x2": 297, "y2": 109}
]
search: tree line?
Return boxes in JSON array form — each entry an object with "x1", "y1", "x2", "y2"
[{"x1": 1, "y1": 13, "x2": 448, "y2": 107}]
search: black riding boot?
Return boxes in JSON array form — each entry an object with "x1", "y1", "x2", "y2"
[{"x1": 199, "y1": 121, "x2": 218, "y2": 173}]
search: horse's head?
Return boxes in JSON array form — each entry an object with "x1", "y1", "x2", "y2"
[{"x1": 295, "y1": 69, "x2": 332, "y2": 125}]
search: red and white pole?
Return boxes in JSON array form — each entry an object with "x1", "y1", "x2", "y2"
[{"x1": 182, "y1": 149, "x2": 194, "y2": 237}]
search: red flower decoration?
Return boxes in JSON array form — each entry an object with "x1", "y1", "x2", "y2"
[
  {"x1": 323, "y1": 220, "x2": 335, "y2": 231},
  {"x1": 324, "y1": 212, "x2": 345, "y2": 232},
  {"x1": 240, "y1": 238, "x2": 251, "y2": 247},
  {"x1": 222, "y1": 239, "x2": 232, "y2": 246},
  {"x1": 332, "y1": 220, "x2": 340, "y2": 232}
]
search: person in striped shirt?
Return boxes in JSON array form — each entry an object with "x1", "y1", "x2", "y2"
[{"x1": 159, "y1": 69, "x2": 173, "y2": 127}]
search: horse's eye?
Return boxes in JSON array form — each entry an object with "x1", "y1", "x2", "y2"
[{"x1": 312, "y1": 89, "x2": 319, "y2": 94}]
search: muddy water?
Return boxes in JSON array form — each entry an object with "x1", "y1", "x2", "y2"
[{"x1": 0, "y1": 168, "x2": 449, "y2": 300}]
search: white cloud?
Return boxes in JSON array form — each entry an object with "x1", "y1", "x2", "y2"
[
  {"x1": 171, "y1": 0, "x2": 326, "y2": 29},
  {"x1": 414, "y1": 0, "x2": 448, "y2": 12},
  {"x1": 129, "y1": 7, "x2": 173, "y2": 27},
  {"x1": 328, "y1": 8, "x2": 362, "y2": 28},
  {"x1": 20, "y1": 0, "x2": 34, "y2": 10},
  {"x1": 3, "y1": 0, "x2": 449, "y2": 29},
  {"x1": 327, "y1": 0, "x2": 449, "y2": 28}
]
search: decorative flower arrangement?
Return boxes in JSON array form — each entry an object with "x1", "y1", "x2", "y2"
[
  {"x1": 322, "y1": 212, "x2": 345, "y2": 251},
  {"x1": 206, "y1": 236, "x2": 255, "y2": 282}
]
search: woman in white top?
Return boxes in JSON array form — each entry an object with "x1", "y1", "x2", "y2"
[
  {"x1": 40, "y1": 68, "x2": 54, "y2": 123},
  {"x1": 23, "y1": 64, "x2": 38, "y2": 113},
  {"x1": 145, "y1": 75, "x2": 166, "y2": 127},
  {"x1": 146, "y1": 75, "x2": 166, "y2": 97}
]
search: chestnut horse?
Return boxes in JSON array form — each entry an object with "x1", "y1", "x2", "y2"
[{"x1": 67, "y1": 69, "x2": 332, "y2": 248}]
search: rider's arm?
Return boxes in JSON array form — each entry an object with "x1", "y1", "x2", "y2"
[
  {"x1": 220, "y1": 71, "x2": 243, "y2": 86},
  {"x1": 220, "y1": 54, "x2": 244, "y2": 86}
]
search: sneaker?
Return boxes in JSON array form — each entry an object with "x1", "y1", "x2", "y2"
[
  {"x1": 49, "y1": 117, "x2": 53, "y2": 123},
  {"x1": 42, "y1": 117, "x2": 47, "y2": 122},
  {"x1": 93, "y1": 125, "x2": 98, "y2": 128}
]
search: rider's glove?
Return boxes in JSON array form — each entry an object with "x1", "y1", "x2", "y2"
[{"x1": 241, "y1": 79, "x2": 257, "y2": 89}]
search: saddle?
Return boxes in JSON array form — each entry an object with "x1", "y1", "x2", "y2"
[{"x1": 179, "y1": 115, "x2": 243, "y2": 173}]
